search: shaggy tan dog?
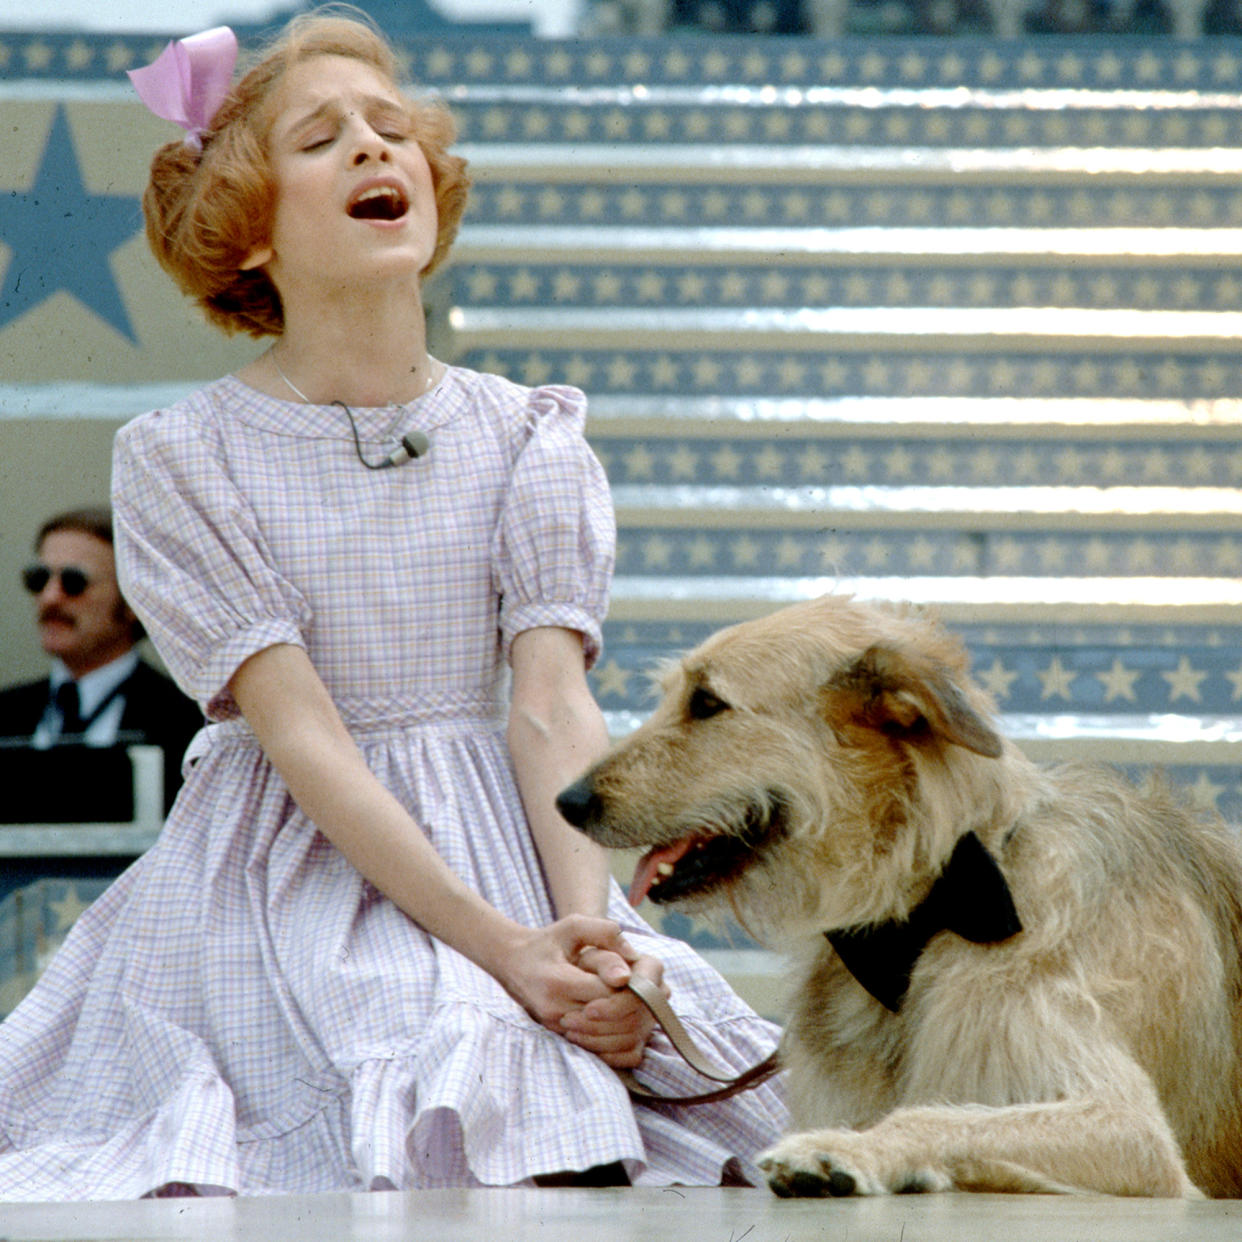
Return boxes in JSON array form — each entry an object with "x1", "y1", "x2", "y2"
[{"x1": 557, "y1": 594, "x2": 1242, "y2": 1199}]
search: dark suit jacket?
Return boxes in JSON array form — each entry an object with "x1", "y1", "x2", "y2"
[{"x1": 0, "y1": 661, "x2": 203, "y2": 822}]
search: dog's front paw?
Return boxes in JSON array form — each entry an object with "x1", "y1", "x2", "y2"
[
  {"x1": 758, "y1": 1132, "x2": 882, "y2": 1198},
  {"x1": 758, "y1": 1131, "x2": 952, "y2": 1199}
]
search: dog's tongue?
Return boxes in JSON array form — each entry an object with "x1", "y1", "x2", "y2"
[{"x1": 628, "y1": 837, "x2": 698, "y2": 906}]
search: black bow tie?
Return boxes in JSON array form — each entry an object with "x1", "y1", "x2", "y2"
[{"x1": 826, "y1": 831, "x2": 1022, "y2": 1013}]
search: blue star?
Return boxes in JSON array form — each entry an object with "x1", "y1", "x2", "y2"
[{"x1": 0, "y1": 106, "x2": 143, "y2": 343}]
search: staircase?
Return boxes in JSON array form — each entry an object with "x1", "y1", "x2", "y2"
[
  {"x1": 6, "y1": 32, "x2": 1242, "y2": 1020},
  {"x1": 414, "y1": 35, "x2": 1242, "y2": 1011}
]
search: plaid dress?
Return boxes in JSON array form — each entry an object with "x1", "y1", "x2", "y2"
[{"x1": 0, "y1": 367, "x2": 786, "y2": 1200}]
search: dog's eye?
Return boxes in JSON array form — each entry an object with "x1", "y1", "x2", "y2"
[{"x1": 688, "y1": 687, "x2": 729, "y2": 720}]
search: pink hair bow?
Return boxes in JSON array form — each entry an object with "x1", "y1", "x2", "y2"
[{"x1": 128, "y1": 26, "x2": 239, "y2": 151}]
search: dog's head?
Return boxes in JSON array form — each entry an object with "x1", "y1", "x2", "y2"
[{"x1": 558, "y1": 594, "x2": 1015, "y2": 940}]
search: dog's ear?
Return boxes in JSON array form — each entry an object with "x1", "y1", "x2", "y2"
[{"x1": 823, "y1": 644, "x2": 1003, "y2": 758}]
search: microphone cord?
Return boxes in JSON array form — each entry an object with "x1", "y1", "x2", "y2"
[
  {"x1": 270, "y1": 351, "x2": 425, "y2": 470},
  {"x1": 334, "y1": 400, "x2": 390, "y2": 471}
]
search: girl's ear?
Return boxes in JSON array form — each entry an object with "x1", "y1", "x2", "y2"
[{"x1": 239, "y1": 245, "x2": 273, "y2": 271}]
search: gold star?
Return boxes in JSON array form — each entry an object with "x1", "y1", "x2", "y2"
[
  {"x1": 732, "y1": 536, "x2": 761, "y2": 568},
  {"x1": 24, "y1": 39, "x2": 54, "y2": 71},
  {"x1": 509, "y1": 268, "x2": 539, "y2": 300},
  {"x1": 1168, "y1": 539, "x2": 1200, "y2": 574},
  {"x1": 907, "y1": 535, "x2": 938, "y2": 570},
  {"x1": 862, "y1": 358, "x2": 890, "y2": 390},
  {"x1": 593, "y1": 659, "x2": 633, "y2": 700},
  {"x1": 536, "y1": 187, "x2": 565, "y2": 219},
  {"x1": 49, "y1": 884, "x2": 92, "y2": 931},
  {"x1": 841, "y1": 446, "x2": 870, "y2": 480},
  {"x1": 546, "y1": 48, "x2": 573, "y2": 77},
  {"x1": 927, "y1": 447, "x2": 956, "y2": 481},
  {"x1": 593, "y1": 272, "x2": 623, "y2": 301},
  {"x1": 693, "y1": 357, "x2": 723, "y2": 388},
  {"x1": 641, "y1": 535, "x2": 673, "y2": 569},
  {"x1": 777, "y1": 358, "x2": 808, "y2": 391},
  {"x1": 755, "y1": 446, "x2": 785, "y2": 480},
  {"x1": 677, "y1": 272, "x2": 708, "y2": 302},
  {"x1": 711, "y1": 444, "x2": 744, "y2": 480},
  {"x1": 606, "y1": 355, "x2": 637, "y2": 388},
  {"x1": 684, "y1": 110, "x2": 712, "y2": 140},
  {"x1": 735, "y1": 357, "x2": 765, "y2": 389},
  {"x1": 1036, "y1": 657, "x2": 1076, "y2": 701},
  {"x1": 552, "y1": 270, "x2": 582, "y2": 302},
  {"x1": 521, "y1": 355, "x2": 552, "y2": 386},
  {"x1": 863, "y1": 537, "x2": 891, "y2": 568},
  {"x1": 651, "y1": 355, "x2": 679, "y2": 389},
  {"x1": 1224, "y1": 662, "x2": 1242, "y2": 701},
  {"x1": 105, "y1": 41, "x2": 133, "y2": 72},
  {"x1": 763, "y1": 111, "x2": 793, "y2": 141},
  {"x1": 820, "y1": 536, "x2": 851, "y2": 571},
  {"x1": 799, "y1": 445, "x2": 830, "y2": 481},
  {"x1": 1054, "y1": 447, "x2": 1087, "y2": 479},
  {"x1": 776, "y1": 536, "x2": 804, "y2": 569},
  {"x1": 819, "y1": 358, "x2": 849, "y2": 390},
  {"x1": 1162, "y1": 656, "x2": 1207, "y2": 703},
  {"x1": 496, "y1": 186, "x2": 525, "y2": 217},
  {"x1": 660, "y1": 190, "x2": 689, "y2": 221},
  {"x1": 687, "y1": 534, "x2": 717, "y2": 568},
  {"x1": 1084, "y1": 537, "x2": 1113, "y2": 572},
  {"x1": 1097, "y1": 659, "x2": 1140, "y2": 703},
  {"x1": 573, "y1": 189, "x2": 603, "y2": 220},
  {"x1": 663, "y1": 48, "x2": 691, "y2": 77},
  {"x1": 761, "y1": 271, "x2": 791, "y2": 300},
  {"x1": 1125, "y1": 539, "x2": 1158, "y2": 573},
  {"x1": 563, "y1": 110, "x2": 591, "y2": 141},
  {"x1": 522, "y1": 109, "x2": 550, "y2": 139},
  {"x1": 1213, "y1": 540, "x2": 1242, "y2": 573},
  {"x1": 884, "y1": 445, "x2": 915, "y2": 479},
  {"x1": 977, "y1": 658, "x2": 1019, "y2": 702},
  {"x1": 623, "y1": 50, "x2": 651, "y2": 77},
  {"x1": 467, "y1": 270, "x2": 498, "y2": 300},
  {"x1": 993, "y1": 537, "x2": 1025, "y2": 572},
  {"x1": 643, "y1": 110, "x2": 673, "y2": 141},
  {"x1": 637, "y1": 272, "x2": 667, "y2": 302},
  {"x1": 970, "y1": 448, "x2": 1001, "y2": 483},
  {"x1": 563, "y1": 356, "x2": 595, "y2": 388},
  {"x1": 65, "y1": 39, "x2": 93, "y2": 71},
  {"x1": 1188, "y1": 771, "x2": 1225, "y2": 813},
  {"x1": 667, "y1": 445, "x2": 699, "y2": 480}
]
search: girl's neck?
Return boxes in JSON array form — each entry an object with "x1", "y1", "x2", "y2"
[
  {"x1": 260, "y1": 273, "x2": 438, "y2": 407},
  {"x1": 268, "y1": 303, "x2": 436, "y2": 408}
]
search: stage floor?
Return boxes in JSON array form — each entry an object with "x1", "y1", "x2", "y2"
[{"x1": 4, "y1": 1188, "x2": 1242, "y2": 1242}]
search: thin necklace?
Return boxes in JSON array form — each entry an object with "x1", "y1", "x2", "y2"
[
  {"x1": 270, "y1": 351, "x2": 314, "y2": 404},
  {"x1": 270, "y1": 350, "x2": 438, "y2": 406}
]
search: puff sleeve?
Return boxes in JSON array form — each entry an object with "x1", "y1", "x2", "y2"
[
  {"x1": 491, "y1": 385, "x2": 615, "y2": 668},
  {"x1": 111, "y1": 407, "x2": 312, "y2": 721}
]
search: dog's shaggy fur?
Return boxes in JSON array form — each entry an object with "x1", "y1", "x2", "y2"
[{"x1": 558, "y1": 594, "x2": 1242, "y2": 1198}]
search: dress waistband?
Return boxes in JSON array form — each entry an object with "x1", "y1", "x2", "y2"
[{"x1": 186, "y1": 690, "x2": 505, "y2": 763}]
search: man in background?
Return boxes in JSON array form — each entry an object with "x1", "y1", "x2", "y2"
[{"x1": 0, "y1": 506, "x2": 202, "y2": 820}]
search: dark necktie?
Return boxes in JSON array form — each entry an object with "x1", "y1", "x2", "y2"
[{"x1": 55, "y1": 680, "x2": 84, "y2": 738}]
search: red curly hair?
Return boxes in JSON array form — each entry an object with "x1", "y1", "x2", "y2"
[{"x1": 140, "y1": 10, "x2": 470, "y2": 338}]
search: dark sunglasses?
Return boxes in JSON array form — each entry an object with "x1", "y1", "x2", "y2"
[{"x1": 22, "y1": 564, "x2": 92, "y2": 597}]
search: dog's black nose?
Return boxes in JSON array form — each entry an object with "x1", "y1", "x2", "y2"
[{"x1": 556, "y1": 777, "x2": 602, "y2": 829}]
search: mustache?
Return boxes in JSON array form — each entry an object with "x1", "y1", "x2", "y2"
[{"x1": 38, "y1": 607, "x2": 76, "y2": 628}]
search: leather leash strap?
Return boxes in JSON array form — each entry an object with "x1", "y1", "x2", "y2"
[{"x1": 616, "y1": 973, "x2": 781, "y2": 1106}]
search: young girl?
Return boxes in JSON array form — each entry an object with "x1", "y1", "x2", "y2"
[{"x1": 0, "y1": 13, "x2": 785, "y2": 1198}]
